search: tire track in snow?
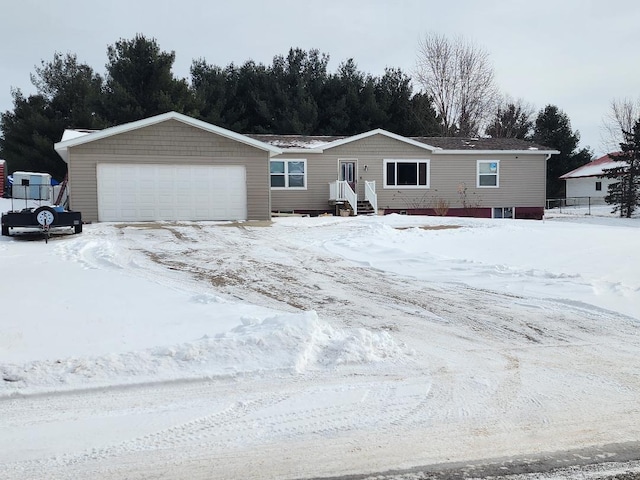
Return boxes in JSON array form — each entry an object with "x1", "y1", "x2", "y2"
[
  {"x1": 7, "y1": 222, "x2": 640, "y2": 479},
  {"x1": 111, "y1": 222, "x2": 640, "y2": 437}
]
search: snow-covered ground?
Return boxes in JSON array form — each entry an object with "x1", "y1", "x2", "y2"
[{"x1": 1, "y1": 198, "x2": 639, "y2": 479}]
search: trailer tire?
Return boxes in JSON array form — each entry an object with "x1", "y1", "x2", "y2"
[
  {"x1": 74, "y1": 223, "x2": 83, "y2": 234},
  {"x1": 33, "y1": 206, "x2": 58, "y2": 226},
  {"x1": 1, "y1": 224, "x2": 9, "y2": 236}
]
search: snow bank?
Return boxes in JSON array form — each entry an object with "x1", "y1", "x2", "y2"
[{"x1": 0, "y1": 311, "x2": 404, "y2": 396}]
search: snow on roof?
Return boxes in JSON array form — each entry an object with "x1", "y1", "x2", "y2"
[
  {"x1": 560, "y1": 153, "x2": 626, "y2": 179},
  {"x1": 254, "y1": 130, "x2": 551, "y2": 153},
  {"x1": 411, "y1": 136, "x2": 554, "y2": 152},
  {"x1": 247, "y1": 134, "x2": 345, "y2": 149},
  {"x1": 60, "y1": 129, "x2": 98, "y2": 142},
  {"x1": 271, "y1": 139, "x2": 331, "y2": 149}
]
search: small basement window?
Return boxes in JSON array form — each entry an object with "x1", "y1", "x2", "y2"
[{"x1": 493, "y1": 207, "x2": 514, "y2": 219}]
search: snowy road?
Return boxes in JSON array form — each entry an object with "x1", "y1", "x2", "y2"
[{"x1": 1, "y1": 213, "x2": 640, "y2": 478}]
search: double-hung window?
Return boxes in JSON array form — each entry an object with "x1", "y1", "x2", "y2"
[
  {"x1": 384, "y1": 160, "x2": 430, "y2": 188},
  {"x1": 270, "y1": 159, "x2": 307, "y2": 189},
  {"x1": 477, "y1": 160, "x2": 499, "y2": 188}
]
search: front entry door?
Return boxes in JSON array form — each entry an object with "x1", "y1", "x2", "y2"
[{"x1": 339, "y1": 160, "x2": 357, "y2": 193}]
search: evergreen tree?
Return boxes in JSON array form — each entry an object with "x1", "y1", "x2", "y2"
[
  {"x1": 0, "y1": 53, "x2": 104, "y2": 180},
  {"x1": 406, "y1": 92, "x2": 441, "y2": 137},
  {"x1": 485, "y1": 102, "x2": 533, "y2": 139},
  {"x1": 102, "y1": 34, "x2": 196, "y2": 124},
  {"x1": 315, "y1": 73, "x2": 350, "y2": 134},
  {"x1": 31, "y1": 52, "x2": 105, "y2": 128},
  {"x1": 374, "y1": 68, "x2": 414, "y2": 134},
  {"x1": 532, "y1": 105, "x2": 591, "y2": 199},
  {"x1": 1, "y1": 41, "x2": 441, "y2": 180},
  {"x1": 267, "y1": 48, "x2": 321, "y2": 133},
  {"x1": 604, "y1": 119, "x2": 640, "y2": 217},
  {"x1": 0, "y1": 91, "x2": 67, "y2": 179},
  {"x1": 189, "y1": 48, "x2": 438, "y2": 136},
  {"x1": 190, "y1": 60, "x2": 228, "y2": 126}
]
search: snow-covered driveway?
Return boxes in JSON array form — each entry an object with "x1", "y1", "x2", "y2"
[{"x1": 1, "y1": 212, "x2": 639, "y2": 479}]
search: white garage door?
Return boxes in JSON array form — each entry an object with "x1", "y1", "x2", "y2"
[{"x1": 97, "y1": 164, "x2": 247, "y2": 222}]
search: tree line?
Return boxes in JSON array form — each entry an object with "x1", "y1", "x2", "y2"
[{"x1": 0, "y1": 33, "x2": 590, "y2": 200}]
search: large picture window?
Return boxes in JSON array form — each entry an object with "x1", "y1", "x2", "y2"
[
  {"x1": 384, "y1": 160, "x2": 430, "y2": 188},
  {"x1": 270, "y1": 160, "x2": 307, "y2": 189},
  {"x1": 477, "y1": 160, "x2": 499, "y2": 188}
]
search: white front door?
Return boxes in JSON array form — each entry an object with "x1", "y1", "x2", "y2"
[{"x1": 339, "y1": 160, "x2": 357, "y2": 192}]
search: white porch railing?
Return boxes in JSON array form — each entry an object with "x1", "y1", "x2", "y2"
[
  {"x1": 364, "y1": 180, "x2": 377, "y2": 214},
  {"x1": 329, "y1": 180, "x2": 357, "y2": 215}
]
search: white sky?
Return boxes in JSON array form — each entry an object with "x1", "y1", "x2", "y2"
[{"x1": 1, "y1": 0, "x2": 639, "y2": 156}]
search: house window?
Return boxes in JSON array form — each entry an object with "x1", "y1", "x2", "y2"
[
  {"x1": 384, "y1": 160, "x2": 430, "y2": 188},
  {"x1": 477, "y1": 160, "x2": 499, "y2": 188},
  {"x1": 493, "y1": 207, "x2": 514, "y2": 219},
  {"x1": 595, "y1": 181, "x2": 602, "y2": 191},
  {"x1": 270, "y1": 159, "x2": 307, "y2": 189}
]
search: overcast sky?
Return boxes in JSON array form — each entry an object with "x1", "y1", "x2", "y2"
[{"x1": 1, "y1": 0, "x2": 639, "y2": 156}]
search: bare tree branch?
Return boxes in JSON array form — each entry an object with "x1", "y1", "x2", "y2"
[
  {"x1": 415, "y1": 33, "x2": 498, "y2": 137},
  {"x1": 601, "y1": 97, "x2": 640, "y2": 152}
]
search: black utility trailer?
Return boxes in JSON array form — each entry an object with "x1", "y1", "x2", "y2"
[
  {"x1": 2, "y1": 171, "x2": 82, "y2": 241},
  {"x1": 1, "y1": 206, "x2": 83, "y2": 239}
]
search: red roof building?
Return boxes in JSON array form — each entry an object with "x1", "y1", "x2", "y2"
[{"x1": 560, "y1": 153, "x2": 625, "y2": 199}]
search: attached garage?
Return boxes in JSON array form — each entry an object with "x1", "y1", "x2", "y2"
[
  {"x1": 54, "y1": 112, "x2": 281, "y2": 222},
  {"x1": 97, "y1": 164, "x2": 247, "y2": 222}
]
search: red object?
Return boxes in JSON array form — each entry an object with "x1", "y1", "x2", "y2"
[{"x1": 560, "y1": 152, "x2": 623, "y2": 179}]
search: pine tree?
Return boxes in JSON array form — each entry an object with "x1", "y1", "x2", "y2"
[
  {"x1": 189, "y1": 48, "x2": 438, "y2": 136},
  {"x1": 31, "y1": 52, "x2": 104, "y2": 128},
  {"x1": 532, "y1": 105, "x2": 591, "y2": 199},
  {"x1": 0, "y1": 53, "x2": 104, "y2": 180},
  {"x1": 102, "y1": 34, "x2": 196, "y2": 124},
  {"x1": 604, "y1": 120, "x2": 640, "y2": 217},
  {"x1": 0, "y1": 91, "x2": 67, "y2": 179},
  {"x1": 485, "y1": 101, "x2": 533, "y2": 139}
]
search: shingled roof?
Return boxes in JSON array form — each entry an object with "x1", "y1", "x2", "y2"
[
  {"x1": 560, "y1": 153, "x2": 625, "y2": 179},
  {"x1": 248, "y1": 132, "x2": 554, "y2": 152},
  {"x1": 411, "y1": 136, "x2": 551, "y2": 151}
]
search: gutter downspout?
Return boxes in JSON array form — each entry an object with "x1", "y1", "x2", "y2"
[{"x1": 544, "y1": 153, "x2": 552, "y2": 216}]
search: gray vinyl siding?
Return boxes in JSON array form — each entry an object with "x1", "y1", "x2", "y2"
[
  {"x1": 67, "y1": 120, "x2": 271, "y2": 222},
  {"x1": 380, "y1": 154, "x2": 547, "y2": 210},
  {"x1": 270, "y1": 134, "x2": 548, "y2": 212},
  {"x1": 270, "y1": 135, "x2": 431, "y2": 211},
  {"x1": 269, "y1": 153, "x2": 333, "y2": 211}
]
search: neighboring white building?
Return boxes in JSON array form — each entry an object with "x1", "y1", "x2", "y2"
[{"x1": 560, "y1": 153, "x2": 626, "y2": 201}]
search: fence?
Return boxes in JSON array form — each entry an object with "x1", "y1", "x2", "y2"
[{"x1": 546, "y1": 196, "x2": 609, "y2": 215}]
